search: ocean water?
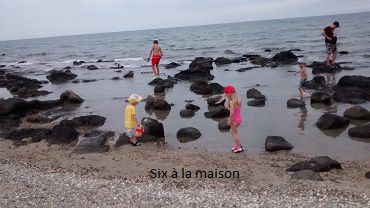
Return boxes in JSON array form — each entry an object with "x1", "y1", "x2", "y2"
[{"x1": 0, "y1": 12, "x2": 370, "y2": 160}]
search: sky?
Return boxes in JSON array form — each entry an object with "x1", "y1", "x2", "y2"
[{"x1": 0, "y1": 0, "x2": 370, "y2": 41}]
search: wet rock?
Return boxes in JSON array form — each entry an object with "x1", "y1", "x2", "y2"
[
  {"x1": 145, "y1": 95, "x2": 171, "y2": 111},
  {"x1": 141, "y1": 117, "x2": 164, "y2": 138},
  {"x1": 18, "y1": 61, "x2": 26, "y2": 64},
  {"x1": 4, "y1": 128, "x2": 52, "y2": 145},
  {"x1": 310, "y1": 92, "x2": 332, "y2": 104},
  {"x1": 236, "y1": 67, "x2": 259, "y2": 72},
  {"x1": 246, "y1": 88, "x2": 263, "y2": 99},
  {"x1": 180, "y1": 109, "x2": 195, "y2": 118},
  {"x1": 231, "y1": 57, "x2": 247, "y2": 63},
  {"x1": 348, "y1": 124, "x2": 370, "y2": 138},
  {"x1": 316, "y1": 113, "x2": 350, "y2": 130},
  {"x1": 60, "y1": 90, "x2": 84, "y2": 104},
  {"x1": 218, "y1": 119, "x2": 230, "y2": 131},
  {"x1": 264, "y1": 49, "x2": 272, "y2": 52},
  {"x1": 287, "y1": 98, "x2": 305, "y2": 108},
  {"x1": 177, "y1": 127, "x2": 201, "y2": 143},
  {"x1": 73, "y1": 60, "x2": 85, "y2": 66},
  {"x1": 333, "y1": 75, "x2": 370, "y2": 103},
  {"x1": 2, "y1": 74, "x2": 50, "y2": 99},
  {"x1": 110, "y1": 63, "x2": 124, "y2": 69},
  {"x1": 247, "y1": 95, "x2": 266, "y2": 107},
  {"x1": 115, "y1": 70, "x2": 122, "y2": 73},
  {"x1": 123, "y1": 71, "x2": 134, "y2": 78},
  {"x1": 214, "y1": 57, "x2": 232, "y2": 66},
  {"x1": 82, "y1": 79, "x2": 97, "y2": 83},
  {"x1": 265, "y1": 136, "x2": 293, "y2": 152},
  {"x1": 190, "y1": 81, "x2": 223, "y2": 95},
  {"x1": 343, "y1": 106, "x2": 370, "y2": 120},
  {"x1": 204, "y1": 107, "x2": 230, "y2": 119},
  {"x1": 272, "y1": 51, "x2": 298, "y2": 65},
  {"x1": 148, "y1": 78, "x2": 177, "y2": 89},
  {"x1": 1, "y1": 54, "x2": 5, "y2": 56},
  {"x1": 305, "y1": 76, "x2": 326, "y2": 90},
  {"x1": 73, "y1": 130, "x2": 114, "y2": 154},
  {"x1": 165, "y1": 62, "x2": 181, "y2": 69},
  {"x1": 72, "y1": 80, "x2": 80, "y2": 83},
  {"x1": 189, "y1": 57, "x2": 214, "y2": 71},
  {"x1": 174, "y1": 57, "x2": 214, "y2": 81},
  {"x1": 0, "y1": 65, "x2": 6, "y2": 68},
  {"x1": 291, "y1": 170, "x2": 323, "y2": 181},
  {"x1": 310, "y1": 61, "x2": 342, "y2": 74},
  {"x1": 366, "y1": 171, "x2": 370, "y2": 179},
  {"x1": 225, "y1": 50, "x2": 237, "y2": 55},
  {"x1": 46, "y1": 70, "x2": 78, "y2": 84},
  {"x1": 71, "y1": 115, "x2": 106, "y2": 128},
  {"x1": 207, "y1": 95, "x2": 225, "y2": 107},
  {"x1": 49, "y1": 120, "x2": 80, "y2": 144},
  {"x1": 154, "y1": 85, "x2": 165, "y2": 94},
  {"x1": 249, "y1": 56, "x2": 270, "y2": 67},
  {"x1": 339, "y1": 51, "x2": 349, "y2": 55},
  {"x1": 111, "y1": 77, "x2": 120, "y2": 80},
  {"x1": 0, "y1": 98, "x2": 34, "y2": 116},
  {"x1": 86, "y1": 65, "x2": 99, "y2": 70},
  {"x1": 64, "y1": 66, "x2": 72, "y2": 70},
  {"x1": 287, "y1": 156, "x2": 342, "y2": 172},
  {"x1": 185, "y1": 104, "x2": 200, "y2": 111}
]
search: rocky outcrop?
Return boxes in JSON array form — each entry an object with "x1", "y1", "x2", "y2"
[
  {"x1": 311, "y1": 92, "x2": 332, "y2": 104},
  {"x1": 73, "y1": 60, "x2": 85, "y2": 66},
  {"x1": 247, "y1": 89, "x2": 266, "y2": 107},
  {"x1": 333, "y1": 75, "x2": 370, "y2": 104},
  {"x1": 180, "y1": 109, "x2": 195, "y2": 118},
  {"x1": 177, "y1": 127, "x2": 201, "y2": 143},
  {"x1": 190, "y1": 81, "x2": 223, "y2": 95},
  {"x1": 249, "y1": 56, "x2": 270, "y2": 67},
  {"x1": 343, "y1": 106, "x2": 370, "y2": 120},
  {"x1": 316, "y1": 113, "x2": 350, "y2": 130},
  {"x1": 73, "y1": 130, "x2": 114, "y2": 154},
  {"x1": 60, "y1": 90, "x2": 84, "y2": 104},
  {"x1": 46, "y1": 70, "x2": 78, "y2": 84},
  {"x1": 265, "y1": 136, "x2": 294, "y2": 152},
  {"x1": 231, "y1": 57, "x2": 247, "y2": 63},
  {"x1": 154, "y1": 85, "x2": 165, "y2": 94},
  {"x1": 348, "y1": 124, "x2": 370, "y2": 138},
  {"x1": 204, "y1": 107, "x2": 230, "y2": 119},
  {"x1": 207, "y1": 95, "x2": 225, "y2": 107},
  {"x1": 185, "y1": 104, "x2": 200, "y2": 111},
  {"x1": 287, "y1": 98, "x2": 305, "y2": 108},
  {"x1": 305, "y1": 76, "x2": 326, "y2": 90},
  {"x1": 148, "y1": 77, "x2": 178, "y2": 89},
  {"x1": 214, "y1": 57, "x2": 232, "y2": 66},
  {"x1": 271, "y1": 51, "x2": 298, "y2": 65},
  {"x1": 86, "y1": 65, "x2": 99, "y2": 70},
  {"x1": 141, "y1": 117, "x2": 164, "y2": 138},
  {"x1": 310, "y1": 62, "x2": 342, "y2": 74},
  {"x1": 165, "y1": 62, "x2": 181, "y2": 69},
  {"x1": 174, "y1": 57, "x2": 214, "y2": 81},
  {"x1": 123, "y1": 71, "x2": 134, "y2": 78},
  {"x1": 287, "y1": 156, "x2": 342, "y2": 172},
  {"x1": 291, "y1": 170, "x2": 323, "y2": 181},
  {"x1": 145, "y1": 96, "x2": 171, "y2": 111},
  {"x1": 236, "y1": 67, "x2": 259, "y2": 72},
  {"x1": 71, "y1": 115, "x2": 106, "y2": 128}
]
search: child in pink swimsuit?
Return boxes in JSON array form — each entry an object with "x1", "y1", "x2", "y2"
[{"x1": 224, "y1": 85, "x2": 243, "y2": 153}]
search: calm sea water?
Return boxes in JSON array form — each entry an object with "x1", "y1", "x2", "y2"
[{"x1": 0, "y1": 12, "x2": 370, "y2": 160}]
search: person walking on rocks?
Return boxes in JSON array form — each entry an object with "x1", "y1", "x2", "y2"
[
  {"x1": 147, "y1": 40, "x2": 163, "y2": 79},
  {"x1": 224, "y1": 85, "x2": 243, "y2": 153},
  {"x1": 295, "y1": 59, "x2": 310, "y2": 98},
  {"x1": 322, "y1": 21, "x2": 340, "y2": 67}
]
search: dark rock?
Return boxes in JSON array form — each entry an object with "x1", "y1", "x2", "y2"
[
  {"x1": 64, "y1": 66, "x2": 72, "y2": 69},
  {"x1": 111, "y1": 77, "x2": 120, "y2": 80},
  {"x1": 236, "y1": 67, "x2": 259, "y2": 72},
  {"x1": 333, "y1": 75, "x2": 370, "y2": 103},
  {"x1": 82, "y1": 79, "x2": 97, "y2": 83},
  {"x1": 291, "y1": 170, "x2": 323, "y2": 181},
  {"x1": 3, "y1": 74, "x2": 50, "y2": 99},
  {"x1": 46, "y1": 70, "x2": 77, "y2": 84},
  {"x1": 264, "y1": 49, "x2": 272, "y2": 52},
  {"x1": 339, "y1": 51, "x2": 349, "y2": 55},
  {"x1": 73, "y1": 61, "x2": 85, "y2": 66},
  {"x1": 246, "y1": 88, "x2": 263, "y2": 99},
  {"x1": 190, "y1": 81, "x2": 223, "y2": 95},
  {"x1": 249, "y1": 57, "x2": 270, "y2": 67},
  {"x1": 185, "y1": 104, "x2": 200, "y2": 111},
  {"x1": 348, "y1": 124, "x2": 370, "y2": 138},
  {"x1": 154, "y1": 85, "x2": 165, "y2": 94},
  {"x1": 73, "y1": 130, "x2": 114, "y2": 154},
  {"x1": 231, "y1": 57, "x2": 247, "y2": 63},
  {"x1": 225, "y1": 50, "x2": 237, "y2": 55},
  {"x1": 141, "y1": 117, "x2": 164, "y2": 138},
  {"x1": 214, "y1": 57, "x2": 232, "y2": 66},
  {"x1": 287, "y1": 156, "x2": 342, "y2": 172},
  {"x1": 247, "y1": 95, "x2": 266, "y2": 107},
  {"x1": 0, "y1": 65, "x2": 6, "y2": 68},
  {"x1": 115, "y1": 70, "x2": 122, "y2": 73},
  {"x1": 0, "y1": 98, "x2": 32, "y2": 116},
  {"x1": 343, "y1": 106, "x2": 370, "y2": 120},
  {"x1": 265, "y1": 136, "x2": 293, "y2": 152},
  {"x1": 180, "y1": 109, "x2": 195, "y2": 118},
  {"x1": 207, "y1": 95, "x2": 225, "y2": 107},
  {"x1": 71, "y1": 115, "x2": 106, "y2": 128},
  {"x1": 174, "y1": 57, "x2": 214, "y2": 82},
  {"x1": 123, "y1": 71, "x2": 134, "y2": 78},
  {"x1": 1, "y1": 54, "x2": 5, "y2": 56},
  {"x1": 49, "y1": 121, "x2": 79, "y2": 144},
  {"x1": 272, "y1": 51, "x2": 298, "y2": 65},
  {"x1": 310, "y1": 61, "x2": 342, "y2": 74},
  {"x1": 60, "y1": 90, "x2": 84, "y2": 104},
  {"x1": 4, "y1": 128, "x2": 52, "y2": 145},
  {"x1": 145, "y1": 96, "x2": 171, "y2": 111},
  {"x1": 204, "y1": 107, "x2": 230, "y2": 119},
  {"x1": 311, "y1": 92, "x2": 332, "y2": 104},
  {"x1": 165, "y1": 62, "x2": 181, "y2": 69},
  {"x1": 218, "y1": 119, "x2": 230, "y2": 131},
  {"x1": 305, "y1": 76, "x2": 326, "y2": 90},
  {"x1": 316, "y1": 113, "x2": 350, "y2": 130},
  {"x1": 189, "y1": 57, "x2": 214, "y2": 71},
  {"x1": 72, "y1": 80, "x2": 80, "y2": 83},
  {"x1": 287, "y1": 98, "x2": 305, "y2": 108},
  {"x1": 110, "y1": 63, "x2": 124, "y2": 69},
  {"x1": 366, "y1": 171, "x2": 370, "y2": 179},
  {"x1": 177, "y1": 127, "x2": 201, "y2": 143},
  {"x1": 18, "y1": 61, "x2": 26, "y2": 64},
  {"x1": 86, "y1": 65, "x2": 99, "y2": 70},
  {"x1": 148, "y1": 78, "x2": 177, "y2": 89},
  {"x1": 242, "y1": 54, "x2": 261, "y2": 59}
]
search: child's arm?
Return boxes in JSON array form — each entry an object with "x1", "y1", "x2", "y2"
[
  {"x1": 229, "y1": 100, "x2": 235, "y2": 121},
  {"x1": 132, "y1": 113, "x2": 139, "y2": 126}
]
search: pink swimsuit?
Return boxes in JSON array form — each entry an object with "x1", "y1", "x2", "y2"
[{"x1": 232, "y1": 106, "x2": 242, "y2": 125}]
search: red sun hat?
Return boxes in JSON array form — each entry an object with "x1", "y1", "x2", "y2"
[{"x1": 224, "y1": 85, "x2": 236, "y2": 94}]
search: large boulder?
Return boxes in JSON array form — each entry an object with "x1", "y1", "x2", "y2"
[
  {"x1": 343, "y1": 106, "x2": 370, "y2": 120},
  {"x1": 214, "y1": 57, "x2": 232, "y2": 66},
  {"x1": 207, "y1": 95, "x2": 225, "y2": 107},
  {"x1": 316, "y1": 113, "x2": 350, "y2": 130},
  {"x1": 0, "y1": 98, "x2": 31, "y2": 116},
  {"x1": 189, "y1": 57, "x2": 214, "y2": 72},
  {"x1": 73, "y1": 60, "x2": 85, "y2": 65},
  {"x1": 177, "y1": 127, "x2": 201, "y2": 143},
  {"x1": 265, "y1": 136, "x2": 293, "y2": 152},
  {"x1": 334, "y1": 76, "x2": 370, "y2": 103},
  {"x1": 3, "y1": 74, "x2": 50, "y2": 99},
  {"x1": 141, "y1": 117, "x2": 164, "y2": 138},
  {"x1": 310, "y1": 62, "x2": 342, "y2": 74},
  {"x1": 71, "y1": 115, "x2": 106, "y2": 128},
  {"x1": 231, "y1": 57, "x2": 247, "y2": 63},
  {"x1": 348, "y1": 124, "x2": 370, "y2": 138},
  {"x1": 291, "y1": 170, "x2": 323, "y2": 181},
  {"x1": 305, "y1": 76, "x2": 326, "y2": 90},
  {"x1": 311, "y1": 92, "x2": 332, "y2": 104},
  {"x1": 366, "y1": 171, "x2": 370, "y2": 179},
  {"x1": 249, "y1": 56, "x2": 270, "y2": 67},
  {"x1": 271, "y1": 51, "x2": 298, "y2": 65},
  {"x1": 148, "y1": 78, "x2": 177, "y2": 89},
  {"x1": 60, "y1": 90, "x2": 84, "y2": 104},
  {"x1": 46, "y1": 70, "x2": 78, "y2": 83},
  {"x1": 204, "y1": 107, "x2": 230, "y2": 119},
  {"x1": 287, "y1": 98, "x2": 305, "y2": 108},
  {"x1": 247, "y1": 95, "x2": 266, "y2": 107},
  {"x1": 165, "y1": 62, "x2": 181, "y2": 69},
  {"x1": 174, "y1": 57, "x2": 214, "y2": 81},
  {"x1": 4, "y1": 128, "x2": 52, "y2": 145},
  {"x1": 190, "y1": 81, "x2": 223, "y2": 95},
  {"x1": 154, "y1": 85, "x2": 165, "y2": 94},
  {"x1": 73, "y1": 130, "x2": 114, "y2": 154},
  {"x1": 287, "y1": 156, "x2": 342, "y2": 172},
  {"x1": 145, "y1": 96, "x2": 171, "y2": 111},
  {"x1": 246, "y1": 88, "x2": 263, "y2": 99}
]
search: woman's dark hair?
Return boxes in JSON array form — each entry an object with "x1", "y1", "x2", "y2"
[{"x1": 153, "y1": 40, "x2": 158, "y2": 44}]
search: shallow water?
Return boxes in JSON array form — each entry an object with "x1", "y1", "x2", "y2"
[{"x1": 1, "y1": 12, "x2": 370, "y2": 160}]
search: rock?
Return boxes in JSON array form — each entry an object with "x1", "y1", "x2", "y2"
[
  {"x1": 174, "y1": 57, "x2": 214, "y2": 81},
  {"x1": 1, "y1": 54, "x2": 5, "y2": 56},
  {"x1": 64, "y1": 66, "x2": 71, "y2": 70},
  {"x1": 204, "y1": 107, "x2": 230, "y2": 119},
  {"x1": 154, "y1": 85, "x2": 165, "y2": 94},
  {"x1": 82, "y1": 79, "x2": 97, "y2": 83},
  {"x1": 305, "y1": 76, "x2": 326, "y2": 90},
  {"x1": 236, "y1": 67, "x2": 259, "y2": 72},
  {"x1": 185, "y1": 104, "x2": 200, "y2": 111},
  {"x1": 49, "y1": 120, "x2": 80, "y2": 144},
  {"x1": 264, "y1": 49, "x2": 272, "y2": 52},
  {"x1": 72, "y1": 80, "x2": 80, "y2": 83},
  {"x1": 18, "y1": 61, "x2": 26, "y2": 64},
  {"x1": 272, "y1": 51, "x2": 298, "y2": 65},
  {"x1": 207, "y1": 95, "x2": 225, "y2": 107},
  {"x1": 141, "y1": 117, "x2": 164, "y2": 138},
  {"x1": 218, "y1": 119, "x2": 230, "y2": 131},
  {"x1": 73, "y1": 60, "x2": 85, "y2": 65},
  {"x1": 145, "y1": 96, "x2": 171, "y2": 111},
  {"x1": 224, "y1": 50, "x2": 237, "y2": 55},
  {"x1": 46, "y1": 70, "x2": 78, "y2": 84},
  {"x1": 123, "y1": 71, "x2": 134, "y2": 78},
  {"x1": 366, "y1": 171, "x2": 370, "y2": 179},
  {"x1": 177, "y1": 127, "x2": 201, "y2": 143},
  {"x1": 249, "y1": 57, "x2": 270, "y2": 67},
  {"x1": 110, "y1": 63, "x2": 124, "y2": 69},
  {"x1": 310, "y1": 61, "x2": 342, "y2": 74},
  {"x1": 73, "y1": 130, "x2": 114, "y2": 154},
  {"x1": 190, "y1": 81, "x2": 223, "y2": 95},
  {"x1": 86, "y1": 65, "x2": 99, "y2": 70},
  {"x1": 348, "y1": 124, "x2": 370, "y2": 138},
  {"x1": 246, "y1": 88, "x2": 263, "y2": 99},
  {"x1": 343, "y1": 106, "x2": 370, "y2": 120},
  {"x1": 247, "y1": 95, "x2": 266, "y2": 107},
  {"x1": 265, "y1": 136, "x2": 293, "y2": 152},
  {"x1": 111, "y1": 77, "x2": 120, "y2": 80},
  {"x1": 287, "y1": 98, "x2": 305, "y2": 108},
  {"x1": 339, "y1": 51, "x2": 349, "y2": 55},
  {"x1": 165, "y1": 62, "x2": 181, "y2": 69},
  {"x1": 60, "y1": 90, "x2": 84, "y2": 104},
  {"x1": 242, "y1": 54, "x2": 261, "y2": 59},
  {"x1": 214, "y1": 57, "x2": 232, "y2": 66},
  {"x1": 180, "y1": 109, "x2": 195, "y2": 118},
  {"x1": 189, "y1": 57, "x2": 214, "y2": 71},
  {"x1": 2, "y1": 74, "x2": 50, "y2": 99},
  {"x1": 0, "y1": 98, "x2": 34, "y2": 116},
  {"x1": 115, "y1": 70, "x2": 122, "y2": 73},
  {"x1": 148, "y1": 78, "x2": 177, "y2": 89},
  {"x1": 316, "y1": 113, "x2": 350, "y2": 130},
  {"x1": 287, "y1": 156, "x2": 342, "y2": 172},
  {"x1": 231, "y1": 57, "x2": 247, "y2": 63},
  {"x1": 4, "y1": 128, "x2": 52, "y2": 145},
  {"x1": 310, "y1": 92, "x2": 332, "y2": 104},
  {"x1": 291, "y1": 170, "x2": 323, "y2": 181},
  {"x1": 333, "y1": 75, "x2": 370, "y2": 103},
  {"x1": 71, "y1": 115, "x2": 106, "y2": 128}
]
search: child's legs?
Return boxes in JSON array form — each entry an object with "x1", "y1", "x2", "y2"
[
  {"x1": 298, "y1": 87, "x2": 304, "y2": 96},
  {"x1": 230, "y1": 122, "x2": 241, "y2": 147},
  {"x1": 127, "y1": 128, "x2": 137, "y2": 142}
]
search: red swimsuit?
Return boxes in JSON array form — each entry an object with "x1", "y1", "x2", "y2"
[{"x1": 151, "y1": 54, "x2": 161, "y2": 65}]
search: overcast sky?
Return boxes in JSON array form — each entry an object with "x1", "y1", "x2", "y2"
[{"x1": 0, "y1": 0, "x2": 370, "y2": 41}]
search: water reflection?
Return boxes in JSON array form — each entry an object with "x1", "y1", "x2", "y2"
[{"x1": 298, "y1": 106, "x2": 308, "y2": 134}]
